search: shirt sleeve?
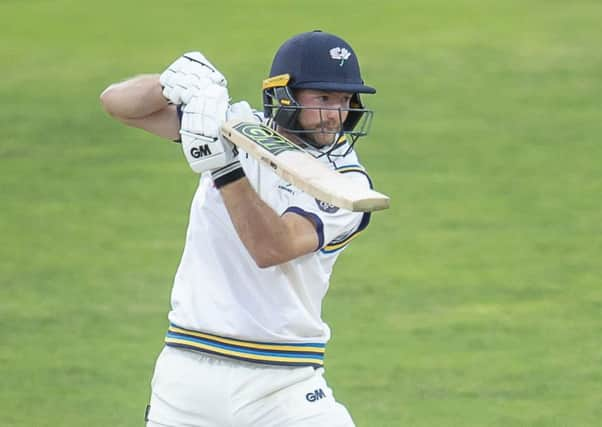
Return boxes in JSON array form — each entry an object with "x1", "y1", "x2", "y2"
[{"x1": 282, "y1": 169, "x2": 372, "y2": 251}]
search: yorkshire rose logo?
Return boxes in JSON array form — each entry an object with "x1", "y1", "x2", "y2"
[
  {"x1": 329, "y1": 47, "x2": 351, "y2": 66},
  {"x1": 315, "y1": 198, "x2": 339, "y2": 213}
]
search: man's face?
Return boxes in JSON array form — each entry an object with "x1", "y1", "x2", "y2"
[{"x1": 295, "y1": 89, "x2": 352, "y2": 146}]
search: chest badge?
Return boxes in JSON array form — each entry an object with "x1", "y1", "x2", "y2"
[{"x1": 315, "y1": 199, "x2": 339, "y2": 213}]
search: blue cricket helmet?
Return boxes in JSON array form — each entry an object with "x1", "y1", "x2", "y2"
[
  {"x1": 269, "y1": 30, "x2": 376, "y2": 94},
  {"x1": 263, "y1": 30, "x2": 375, "y2": 154}
]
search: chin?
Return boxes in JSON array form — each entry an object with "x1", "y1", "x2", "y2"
[{"x1": 312, "y1": 134, "x2": 337, "y2": 146}]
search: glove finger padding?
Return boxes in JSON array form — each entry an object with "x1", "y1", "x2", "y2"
[
  {"x1": 226, "y1": 100, "x2": 258, "y2": 122},
  {"x1": 180, "y1": 52, "x2": 227, "y2": 86},
  {"x1": 181, "y1": 84, "x2": 230, "y2": 138},
  {"x1": 159, "y1": 51, "x2": 227, "y2": 105}
]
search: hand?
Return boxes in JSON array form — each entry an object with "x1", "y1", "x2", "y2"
[
  {"x1": 179, "y1": 129, "x2": 238, "y2": 174},
  {"x1": 180, "y1": 100, "x2": 257, "y2": 174},
  {"x1": 159, "y1": 52, "x2": 227, "y2": 105},
  {"x1": 181, "y1": 83, "x2": 230, "y2": 138}
]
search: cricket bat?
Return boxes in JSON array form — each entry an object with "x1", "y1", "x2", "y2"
[{"x1": 220, "y1": 120, "x2": 390, "y2": 212}]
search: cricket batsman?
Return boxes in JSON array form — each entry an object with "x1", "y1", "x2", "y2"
[{"x1": 100, "y1": 30, "x2": 377, "y2": 426}]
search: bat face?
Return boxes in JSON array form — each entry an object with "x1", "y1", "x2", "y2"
[
  {"x1": 221, "y1": 119, "x2": 390, "y2": 212},
  {"x1": 232, "y1": 122, "x2": 302, "y2": 156}
]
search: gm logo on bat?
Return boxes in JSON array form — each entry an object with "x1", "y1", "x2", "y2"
[{"x1": 234, "y1": 122, "x2": 301, "y2": 156}]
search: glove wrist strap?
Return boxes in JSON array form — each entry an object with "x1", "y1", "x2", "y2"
[{"x1": 212, "y1": 161, "x2": 245, "y2": 189}]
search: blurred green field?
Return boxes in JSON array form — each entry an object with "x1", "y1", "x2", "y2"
[{"x1": 1, "y1": 1, "x2": 601, "y2": 426}]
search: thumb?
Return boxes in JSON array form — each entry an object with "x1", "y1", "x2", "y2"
[{"x1": 227, "y1": 101, "x2": 255, "y2": 121}]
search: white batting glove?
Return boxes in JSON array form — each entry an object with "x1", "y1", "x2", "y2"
[
  {"x1": 211, "y1": 101, "x2": 258, "y2": 187},
  {"x1": 180, "y1": 100, "x2": 257, "y2": 175},
  {"x1": 226, "y1": 100, "x2": 258, "y2": 123},
  {"x1": 181, "y1": 84, "x2": 230, "y2": 138},
  {"x1": 159, "y1": 52, "x2": 227, "y2": 105},
  {"x1": 180, "y1": 129, "x2": 238, "y2": 174}
]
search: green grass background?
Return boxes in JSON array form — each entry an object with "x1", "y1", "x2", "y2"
[{"x1": 1, "y1": 1, "x2": 601, "y2": 426}]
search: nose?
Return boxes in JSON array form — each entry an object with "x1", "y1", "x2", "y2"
[
  {"x1": 323, "y1": 105, "x2": 346, "y2": 125},
  {"x1": 324, "y1": 108, "x2": 338, "y2": 119}
]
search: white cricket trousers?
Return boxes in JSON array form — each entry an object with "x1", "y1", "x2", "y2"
[{"x1": 146, "y1": 346, "x2": 356, "y2": 427}]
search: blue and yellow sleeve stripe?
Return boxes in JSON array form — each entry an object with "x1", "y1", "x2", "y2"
[{"x1": 321, "y1": 164, "x2": 372, "y2": 253}]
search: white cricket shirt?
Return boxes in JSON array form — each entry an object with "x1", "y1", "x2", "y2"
[{"x1": 165, "y1": 123, "x2": 373, "y2": 367}]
